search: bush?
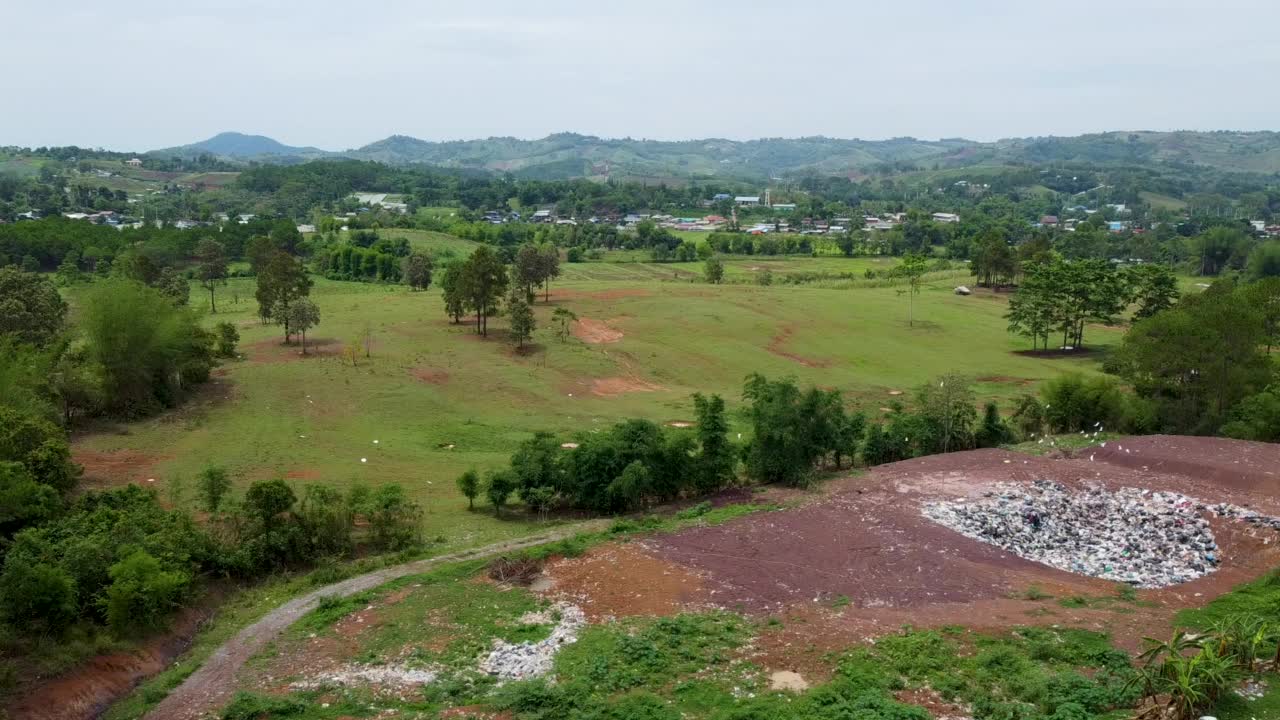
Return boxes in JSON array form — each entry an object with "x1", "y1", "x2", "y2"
[
  {"x1": 1040, "y1": 374, "x2": 1129, "y2": 433},
  {"x1": 214, "y1": 322, "x2": 239, "y2": 358},
  {"x1": 104, "y1": 549, "x2": 190, "y2": 635}
]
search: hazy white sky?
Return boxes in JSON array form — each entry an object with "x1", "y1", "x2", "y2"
[{"x1": 5, "y1": 0, "x2": 1276, "y2": 150}]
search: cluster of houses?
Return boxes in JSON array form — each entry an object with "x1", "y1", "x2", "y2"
[{"x1": 61, "y1": 210, "x2": 141, "y2": 228}]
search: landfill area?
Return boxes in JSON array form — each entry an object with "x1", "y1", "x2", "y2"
[{"x1": 535, "y1": 436, "x2": 1280, "y2": 653}]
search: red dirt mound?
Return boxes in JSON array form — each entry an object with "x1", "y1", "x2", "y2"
[{"x1": 573, "y1": 318, "x2": 624, "y2": 344}]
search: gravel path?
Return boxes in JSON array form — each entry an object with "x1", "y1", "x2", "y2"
[{"x1": 143, "y1": 524, "x2": 602, "y2": 720}]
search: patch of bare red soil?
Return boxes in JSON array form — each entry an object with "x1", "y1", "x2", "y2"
[
  {"x1": 767, "y1": 325, "x2": 830, "y2": 368},
  {"x1": 71, "y1": 449, "x2": 168, "y2": 489},
  {"x1": 538, "y1": 543, "x2": 716, "y2": 620},
  {"x1": 590, "y1": 377, "x2": 662, "y2": 397},
  {"x1": 246, "y1": 337, "x2": 343, "y2": 363},
  {"x1": 411, "y1": 367, "x2": 451, "y2": 385},
  {"x1": 572, "y1": 318, "x2": 624, "y2": 344}
]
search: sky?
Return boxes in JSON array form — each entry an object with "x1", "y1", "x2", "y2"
[{"x1": 5, "y1": 0, "x2": 1278, "y2": 151}]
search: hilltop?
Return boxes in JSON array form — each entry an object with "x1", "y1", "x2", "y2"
[{"x1": 148, "y1": 129, "x2": 1280, "y2": 179}]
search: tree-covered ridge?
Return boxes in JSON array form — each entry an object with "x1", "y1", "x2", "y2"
[{"x1": 140, "y1": 129, "x2": 1280, "y2": 179}]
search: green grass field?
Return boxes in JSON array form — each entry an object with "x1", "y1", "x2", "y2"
[{"x1": 69, "y1": 258, "x2": 1115, "y2": 548}]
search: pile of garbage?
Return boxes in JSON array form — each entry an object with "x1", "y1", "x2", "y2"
[
  {"x1": 923, "y1": 480, "x2": 1223, "y2": 588},
  {"x1": 479, "y1": 603, "x2": 587, "y2": 681},
  {"x1": 292, "y1": 663, "x2": 438, "y2": 690}
]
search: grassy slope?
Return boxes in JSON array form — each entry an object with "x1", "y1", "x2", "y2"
[{"x1": 70, "y1": 263, "x2": 1113, "y2": 549}]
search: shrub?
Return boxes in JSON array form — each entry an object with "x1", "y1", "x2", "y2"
[
  {"x1": 104, "y1": 549, "x2": 190, "y2": 635},
  {"x1": 1040, "y1": 374, "x2": 1128, "y2": 433}
]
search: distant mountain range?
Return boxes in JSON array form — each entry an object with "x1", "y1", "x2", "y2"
[{"x1": 151, "y1": 130, "x2": 1280, "y2": 179}]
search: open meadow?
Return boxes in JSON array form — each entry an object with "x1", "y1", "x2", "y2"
[{"x1": 68, "y1": 253, "x2": 1118, "y2": 549}]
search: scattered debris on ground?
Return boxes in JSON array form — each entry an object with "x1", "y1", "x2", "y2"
[
  {"x1": 478, "y1": 603, "x2": 586, "y2": 681},
  {"x1": 291, "y1": 663, "x2": 438, "y2": 690},
  {"x1": 924, "y1": 480, "x2": 1280, "y2": 588},
  {"x1": 488, "y1": 556, "x2": 545, "y2": 586}
]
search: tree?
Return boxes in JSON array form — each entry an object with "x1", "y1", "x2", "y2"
[
  {"x1": 197, "y1": 466, "x2": 232, "y2": 513},
  {"x1": 104, "y1": 549, "x2": 189, "y2": 635},
  {"x1": 195, "y1": 238, "x2": 229, "y2": 313},
  {"x1": 741, "y1": 374, "x2": 849, "y2": 487},
  {"x1": 1220, "y1": 385, "x2": 1280, "y2": 442},
  {"x1": 455, "y1": 469, "x2": 480, "y2": 509},
  {"x1": 215, "y1": 321, "x2": 240, "y2": 358},
  {"x1": 514, "y1": 243, "x2": 545, "y2": 302},
  {"x1": 975, "y1": 402, "x2": 1015, "y2": 448},
  {"x1": 244, "y1": 479, "x2": 296, "y2": 528},
  {"x1": 1246, "y1": 241, "x2": 1280, "y2": 281},
  {"x1": 0, "y1": 558, "x2": 77, "y2": 633},
  {"x1": 255, "y1": 251, "x2": 312, "y2": 342},
  {"x1": 155, "y1": 267, "x2": 190, "y2": 306},
  {"x1": 692, "y1": 393, "x2": 735, "y2": 493},
  {"x1": 461, "y1": 246, "x2": 508, "y2": 337},
  {"x1": 891, "y1": 252, "x2": 929, "y2": 326},
  {"x1": 285, "y1": 298, "x2": 321, "y2": 353},
  {"x1": 1128, "y1": 264, "x2": 1180, "y2": 320},
  {"x1": 1242, "y1": 277, "x2": 1280, "y2": 353},
  {"x1": 970, "y1": 230, "x2": 1016, "y2": 287},
  {"x1": 362, "y1": 484, "x2": 422, "y2": 550},
  {"x1": 1112, "y1": 282, "x2": 1271, "y2": 432},
  {"x1": 0, "y1": 404, "x2": 79, "y2": 493},
  {"x1": 0, "y1": 267, "x2": 67, "y2": 346},
  {"x1": 552, "y1": 307, "x2": 578, "y2": 342},
  {"x1": 508, "y1": 297, "x2": 536, "y2": 348},
  {"x1": 538, "y1": 243, "x2": 561, "y2": 301},
  {"x1": 510, "y1": 432, "x2": 561, "y2": 508},
  {"x1": 703, "y1": 257, "x2": 725, "y2": 284},
  {"x1": 484, "y1": 469, "x2": 516, "y2": 517},
  {"x1": 837, "y1": 233, "x2": 856, "y2": 257},
  {"x1": 81, "y1": 280, "x2": 214, "y2": 416},
  {"x1": 914, "y1": 374, "x2": 977, "y2": 454},
  {"x1": 0, "y1": 461, "x2": 60, "y2": 538},
  {"x1": 402, "y1": 252, "x2": 433, "y2": 290},
  {"x1": 1191, "y1": 227, "x2": 1248, "y2": 276},
  {"x1": 440, "y1": 262, "x2": 466, "y2": 324}
]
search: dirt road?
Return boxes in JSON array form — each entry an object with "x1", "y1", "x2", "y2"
[{"x1": 141, "y1": 525, "x2": 602, "y2": 720}]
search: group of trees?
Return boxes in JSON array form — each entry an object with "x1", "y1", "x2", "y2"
[
  {"x1": 1109, "y1": 278, "x2": 1280, "y2": 435},
  {"x1": 458, "y1": 393, "x2": 737, "y2": 516},
  {"x1": 0, "y1": 473, "x2": 421, "y2": 641},
  {"x1": 441, "y1": 243, "x2": 560, "y2": 344},
  {"x1": 1006, "y1": 259, "x2": 1178, "y2": 350},
  {"x1": 455, "y1": 373, "x2": 1024, "y2": 517}
]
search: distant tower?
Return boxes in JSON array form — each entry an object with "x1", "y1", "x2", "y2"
[{"x1": 765, "y1": 188, "x2": 771, "y2": 207}]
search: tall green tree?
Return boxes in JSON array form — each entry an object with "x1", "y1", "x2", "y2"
[
  {"x1": 461, "y1": 245, "x2": 508, "y2": 337},
  {"x1": 891, "y1": 252, "x2": 929, "y2": 326},
  {"x1": 1112, "y1": 282, "x2": 1271, "y2": 432},
  {"x1": 691, "y1": 393, "x2": 734, "y2": 492},
  {"x1": 195, "y1": 238, "x2": 229, "y2": 313},
  {"x1": 0, "y1": 267, "x2": 67, "y2": 346},
  {"x1": 508, "y1": 297, "x2": 535, "y2": 348},
  {"x1": 402, "y1": 252, "x2": 433, "y2": 291},
  {"x1": 255, "y1": 251, "x2": 312, "y2": 342},
  {"x1": 703, "y1": 257, "x2": 724, "y2": 284},
  {"x1": 285, "y1": 298, "x2": 321, "y2": 353}
]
